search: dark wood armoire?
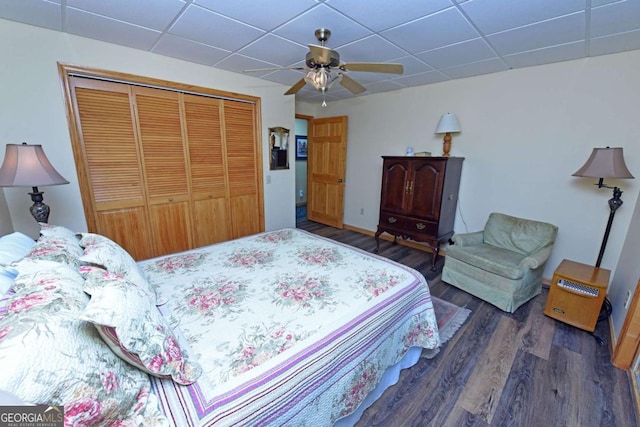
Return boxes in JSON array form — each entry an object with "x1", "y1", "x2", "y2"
[{"x1": 375, "y1": 156, "x2": 464, "y2": 269}]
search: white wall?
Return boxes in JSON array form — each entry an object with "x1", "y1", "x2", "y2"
[
  {"x1": 0, "y1": 19, "x2": 296, "y2": 239},
  {"x1": 610, "y1": 193, "x2": 640, "y2": 339},
  {"x1": 0, "y1": 192, "x2": 12, "y2": 235},
  {"x1": 300, "y1": 50, "x2": 640, "y2": 288}
]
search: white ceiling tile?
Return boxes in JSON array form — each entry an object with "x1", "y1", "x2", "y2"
[
  {"x1": 591, "y1": 0, "x2": 640, "y2": 38},
  {"x1": 66, "y1": 8, "x2": 161, "y2": 50},
  {"x1": 194, "y1": 0, "x2": 318, "y2": 31},
  {"x1": 273, "y1": 4, "x2": 369, "y2": 48},
  {"x1": 391, "y1": 70, "x2": 450, "y2": 87},
  {"x1": 238, "y1": 34, "x2": 309, "y2": 66},
  {"x1": 416, "y1": 38, "x2": 496, "y2": 69},
  {"x1": 590, "y1": 29, "x2": 640, "y2": 57},
  {"x1": 363, "y1": 80, "x2": 407, "y2": 94},
  {"x1": 382, "y1": 8, "x2": 479, "y2": 54},
  {"x1": 215, "y1": 54, "x2": 282, "y2": 75},
  {"x1": 338, "y1": 35, "x2": 407, "y2": 63},
  {"x1": 460, "y1": 0, "x2": 585, "y2": 35},
  {"x1": 503, "y1": 41, "x2": 585, "y2": 69},
  {"x1": 67, "y1": 0, "x2": 186, "y2": 31},
  {"x1": 0, "y1": 0, "x2": 61, "y2": 31},
  {"x1": 389, "y1": 56, "x2": 434, "y2": 75},
  {"x1": 170, "y1": 4, "x2": 265, "y2": 51},
  {"x1": 488, "y1": 12, "x2": 585, "y2": 56},
  {"x1": 326, "y1": 0, "x2": 452, "y2": 32},
  {"x1": 152, "y1": 33, "x2": 230, "y2": 66},
  {"x1": 441, "y1": 57, "x2": 508, "y2": 80}
]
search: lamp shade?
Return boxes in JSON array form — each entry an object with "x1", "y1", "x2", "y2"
[
  {"x1": 0, "y1": 143, "x2": 69, "y2": 187},
  {"x1": 572, "y1": 147, "x2": 634, "y2": 179},
  {"x1": 435, "y1": 113, "x2": 461, "y2": 134}
]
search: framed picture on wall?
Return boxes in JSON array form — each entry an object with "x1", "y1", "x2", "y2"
[{"x1": 295, "y1": 135, "x2": 308, "y2": 160}]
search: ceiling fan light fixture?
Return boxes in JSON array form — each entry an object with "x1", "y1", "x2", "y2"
[{"x1": 304, "y1": 68, "x2": 342, "y2": 92}]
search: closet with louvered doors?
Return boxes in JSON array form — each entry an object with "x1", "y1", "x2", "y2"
[{"x1": 65, "y1": 72, "x2": 263, "y2": 260}]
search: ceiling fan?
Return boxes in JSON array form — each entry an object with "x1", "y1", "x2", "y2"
[{"x1": 245, "y1": 28, "x2": 403, "y2": 103}]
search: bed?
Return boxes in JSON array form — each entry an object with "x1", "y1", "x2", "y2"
[{"x1": 0, "y1": 225, "x2": 441, "y2": 426}]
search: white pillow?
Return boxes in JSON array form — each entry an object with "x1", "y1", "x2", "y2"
[
  {"x1": 0, "y1": 232, "x2": 35, "y2": 266},
  {"x1": 0, "y1": 267, "x2": 17, "y2": 296}
]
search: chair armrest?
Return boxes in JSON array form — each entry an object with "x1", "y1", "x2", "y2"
[
  {"x1": 451, "y1": 231, "x2": 484, "y2": 247},
  {"x1": 520, "y1": 245, "x2": 554, "y2": 270}
]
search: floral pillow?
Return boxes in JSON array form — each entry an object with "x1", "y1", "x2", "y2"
[
  {"x1": 80, "y1": 269, "x2": 202, "y2": 385},
  {"x1": 25, "y1": 224, "x2": 83, "y2": 266},
  {"x1": 78, "y1": 233, "x2": 162, "y2": 305},
  {"x1": 0, "y1": 261, "x2": 168, "y2": 426}
]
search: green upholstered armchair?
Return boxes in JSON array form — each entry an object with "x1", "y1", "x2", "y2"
[{"x1": 442, "y1": 212, "x2": 558, "y2": 313}]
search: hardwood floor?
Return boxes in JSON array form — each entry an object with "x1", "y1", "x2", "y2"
[{"x1": 296, "y1": 219, "x2": 638, "y2": 427}]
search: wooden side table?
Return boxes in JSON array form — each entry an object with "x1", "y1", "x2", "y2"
[{"x1": 543, "y1": 259, "x2": 610, "y2": 333}]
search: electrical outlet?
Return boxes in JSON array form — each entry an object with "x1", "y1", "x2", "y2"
[
  {"x1": 625, "y1": 290, "x2": 633, "y2": 309},
  {"x1": 299, "y1": 189, "x2": 304, "y2": 198}
]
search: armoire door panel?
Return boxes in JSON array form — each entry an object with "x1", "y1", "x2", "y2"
[
  {"x1": 380, "y1": 160, "x2": 410, "y2": 214},
  {"x1": 149, "y1": 201, "x2": 192, "y2": 256},
  {"x1": 95, "y1": 206, "x2": 154, "y2": 261},
  {"x1": 410, "y1": 161, "x2": 443, "y2": 220},
  {"x1": 193, "y1": 197, "x2": 231, "y2": 247}
]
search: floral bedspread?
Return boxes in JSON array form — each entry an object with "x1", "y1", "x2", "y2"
[{"x1": 139, "y1": 228, "x2": 440, "y2": 426}]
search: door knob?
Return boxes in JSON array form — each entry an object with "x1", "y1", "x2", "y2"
[{"x1": 338, "y1": 178, "x2": 344, "y2": 183}]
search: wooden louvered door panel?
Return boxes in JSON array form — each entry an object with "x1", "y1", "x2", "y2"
[
  {"x1": 183, "y1": 94, "x2": 231, "y2": 247},
  {"x1": 133, "y1": 87, "x2": 192, "y2": 256},
  {"x1": 69, "y1": 77, "x2": 154, "y2": 260},
  {"x1": 223, "y1": 100, "x2": 262, "y2": 239}
]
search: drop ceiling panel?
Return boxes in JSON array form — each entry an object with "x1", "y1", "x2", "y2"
[
  {"x1": 1, "y1": 0, "x2": 639, "y2": 103},
  {"x1": 382, "y1": 8, "x2": 480, "y2": 54}
]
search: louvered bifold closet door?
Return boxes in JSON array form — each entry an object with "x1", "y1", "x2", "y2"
[
  {"x1": 69, "y1": 78, "x2": 154, "y2": 260},
  {"x1": 183, "y1": 94, "x2": 231, "y2": 247},
  {"x1": 132, "y1": 87, "x2": 192, "y2": 257},
  {"x1": 223, "y1": 100, "x2": 262, "y2": 238}
]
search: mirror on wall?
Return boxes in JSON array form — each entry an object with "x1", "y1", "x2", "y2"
[{"x1": 269, "y1": 126, "x2": 290, "y2": 170}]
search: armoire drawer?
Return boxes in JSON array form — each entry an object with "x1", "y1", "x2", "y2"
[{"x1": 404, "y1": 218, "x2": 437, "y2": 237}]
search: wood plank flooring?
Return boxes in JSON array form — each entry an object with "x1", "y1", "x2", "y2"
[{"x1": 296, "y1": 219, "x2": 638, "y2": 427}]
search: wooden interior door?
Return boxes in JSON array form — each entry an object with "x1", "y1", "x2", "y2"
[{"x1": 307, "y1": 116, "x2": 348, "y2": 228}]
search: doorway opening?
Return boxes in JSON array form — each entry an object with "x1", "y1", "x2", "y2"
[{"x1": 295, "y1": 114, "x2": 311, "y2": 223}]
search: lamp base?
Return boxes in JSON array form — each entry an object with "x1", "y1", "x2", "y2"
[
  {"x1": 28, "y1": 187, "x2": 50, "y2": 224},
  {"x1": 442, "y1": 133, "x2": 452, "y2": 157}
]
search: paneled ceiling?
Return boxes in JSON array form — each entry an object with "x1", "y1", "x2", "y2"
[{"x1": 2, "y1": 0, "x2": 639, "y2": 103}]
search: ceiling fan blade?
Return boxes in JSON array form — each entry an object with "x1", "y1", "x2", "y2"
[
  {"x1": 341, "y1": 63, "x2": 404, "y2": 74},
  {"x1": 308, "y1": 44, "x2": 333, "y2": 65},
  {"x1": 339, "y1": 74, "x2": 366, "y2": 94},
  {"x1": 244, "y1": 66, "x2": 306, "y2": 73},
  {"x1": 284, "y1": 78, "x2": 307, "y2": 95}
]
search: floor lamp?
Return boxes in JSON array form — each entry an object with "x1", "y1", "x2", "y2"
[
  {"x1": 0, "y1": 142, "x2": 69, "y2": 223},
  {"x1": 572, "y1": 147, "x2": 634, "y2": 268}
]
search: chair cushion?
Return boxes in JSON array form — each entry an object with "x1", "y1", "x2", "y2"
[
  {"x1": 483, "y1": 213, "x2": 557, "y2": 256},
  {"x1": 446, "y1": 243, "x2": 527, "y2": 280}
]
